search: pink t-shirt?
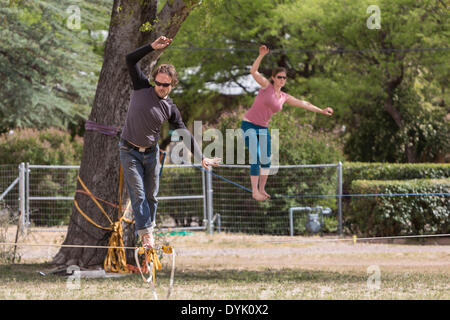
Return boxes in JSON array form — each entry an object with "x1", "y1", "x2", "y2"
[{"x1": 244, "y1": 83, "x2": 288, "y2": 127}]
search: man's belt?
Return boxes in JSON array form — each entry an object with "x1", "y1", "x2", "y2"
[{"x1": 121, "y1": 139, "x2": 156, "y2": 153}]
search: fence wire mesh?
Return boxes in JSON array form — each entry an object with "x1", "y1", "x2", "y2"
[
  {"x1": 24, "y1": 164, "x2": 206, "y2": 231},
  {"x1": 0, "y1": 165, "x2": 19, "y2": 217},
  {"x1": 2, "y1": 163, "x2": 341, "y2": 236},
  {"x1": 212, "y1": 165, "x2": 339, "y2": 235},
  {"x1": 0, "y1": 165, "x2": 21, "y2": 263},
  {"x1": 27, "y1": 165, "x2": 78, "y2": 227},
  {"x1": 157, "y1": 165, "x2": 206, "y2": 229}
]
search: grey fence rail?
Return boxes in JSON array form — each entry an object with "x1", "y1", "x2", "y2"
[{"x1": 1, "y1": 162, "x2": 343, "y2": 236}]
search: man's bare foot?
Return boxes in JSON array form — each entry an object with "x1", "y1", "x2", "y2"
[
  {"x1": 252, "y1": 191, "x2": 267, "y2": 201},
  {"x1": 142, "y1": 232, "x2": 155, "y2": 248}
]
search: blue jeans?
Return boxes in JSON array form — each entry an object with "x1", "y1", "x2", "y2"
[
  {"x1": 119, "y1": 141, "x2": 160, "y2": 236},
  {"x1": 241, "y1": 120, "x2": 271, "y2": 176}
]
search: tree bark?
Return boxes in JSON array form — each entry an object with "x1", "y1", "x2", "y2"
[
  {"x1": 383, "y1": 65, "x2": 417, "y2": 163},
  {"x1": 53, "y1": 0, "x2": 197, "y2": 268}
]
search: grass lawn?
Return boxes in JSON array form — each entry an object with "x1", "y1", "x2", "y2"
[{"x1": 0, "y1": 232, "x2": 449, "y2": 300}]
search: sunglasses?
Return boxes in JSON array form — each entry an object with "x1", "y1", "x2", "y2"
[
  {"x1": 155, "y1": 80, "x2": 172, "y2": 87},
  {"x1": 276, "y1": 76, "x2": 287, "y2": 79}
]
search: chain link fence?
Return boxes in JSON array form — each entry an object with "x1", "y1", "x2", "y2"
[
  {"x1": 212, "y1": 164, "x2": 342, "y2": 235},
  {"x1": 1, "y1": 163, "x2": 343, "y2": 236}
]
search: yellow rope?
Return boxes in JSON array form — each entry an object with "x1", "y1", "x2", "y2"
[
  {"x1": 73, "y1": 165, "x2": 172, "y2": 280},
  {"x1": 73, "y1": 199, "x2": 111, "y2": 231},
  {"x1": 77, "y1": 176, "x2": 113, "y2": 225},
  {"x1": 146, "y1": 248, "x2": 162, "y2": 285},
  {"x1": 75, "y1": 170, "x2": 131, "y2": 274},
  {"x1": 103, "y1": 165, "x2": 131, "y2": 273},
  {"x1": 134, "y1": 247, "x2": 165, "y2": 286},
  {"x1": 104, "y1": 220, "x2": 129, "y2": 273}
]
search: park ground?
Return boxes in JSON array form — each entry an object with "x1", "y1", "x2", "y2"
[{"x1": 0, "y1": 228, "x2": 449, "y2": 300}]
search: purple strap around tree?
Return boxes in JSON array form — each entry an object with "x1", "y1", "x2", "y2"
[{"x1": 85, "y1": 120, "x2": 120, "y2": 136}]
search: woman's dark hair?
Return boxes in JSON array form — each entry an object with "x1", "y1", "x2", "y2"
[
  {"x1": 269, "y1": 67, "x2": 287, "y2": 84},
  {"x1": 152, "y1": 64, "x2": 179, "y2": 86}
]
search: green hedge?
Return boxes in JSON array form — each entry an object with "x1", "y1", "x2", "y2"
[
  {"x1": 342, "y1": 162, "x2": 450, "y2": 193},
  {"x1": 0, "y1": 128, "x2": 83, "y2": 165},
  {"x1": 344, "y1": 178, "x2": 450, "y2": 237}
]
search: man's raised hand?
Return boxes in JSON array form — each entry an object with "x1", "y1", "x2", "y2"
[{"x1": 151, "y1": 36, "x2": 172, "y2": 50}]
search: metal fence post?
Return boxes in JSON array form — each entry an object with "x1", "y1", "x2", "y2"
[
  {"x1": 25, "y1": 162, "x2": 30, "y2": 230},
  {"x1": 337, "y1": 161, "x2": 343, "y2": 236},
  {"x1": 202, "y1": 169, "x2": 207, "y2": 227},
  {"x1": 289, "y1": 208, "x2": 294, "y2": 236},
  {"x1": 206, "y1": 168, "x2": 214, "y2": 235},
  {"x1": 18, "y1": 162, "x2": 26, "y2": 234},
  {"x1": 216, "y1": 214, "x2": 221, "y2": 233}
]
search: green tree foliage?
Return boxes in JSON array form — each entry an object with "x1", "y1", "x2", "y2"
[
  {"x1": 162, "y1": 1, "x2": 298, "y2": 112},
  {"x1": 0, "y1": 0, "x2": 112, "y2": 134},
  {"x1": 1, "y1": 0, "x2": 447, "y2": 163},
  {"x1": 287, "y1": 0, "x2": 449, "y2": 163},
  {"x1": 162, "y1": 0, "x2": 448, "y2": 163}
]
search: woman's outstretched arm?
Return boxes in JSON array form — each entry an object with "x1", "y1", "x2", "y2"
[
  {"x1": 250, "y1": 45, "x2": 271, "y2": 89},
  {"x1": 285, "y1": 95, "x2": 334, "y2": 115}
]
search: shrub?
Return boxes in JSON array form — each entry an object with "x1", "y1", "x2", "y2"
[
  {"x1": 0, "y1": 128, "x2": 83, "y2": 226},
  {"x1": 0, "y1": 128, "x2": 83, "y2": 165},
  {"x1": 344, "y1": 178, "x2": 450, "y2": 236},
  {"x1": 342, "y1": 162, "x2": 450, "y2": 193}
]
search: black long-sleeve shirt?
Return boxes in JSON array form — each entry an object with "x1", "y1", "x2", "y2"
[{"x1": 121, "y1": 44, "x2": 203, "y2": 161}]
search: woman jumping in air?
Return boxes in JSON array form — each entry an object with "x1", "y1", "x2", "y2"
[{"x1": 241, "y1": 45, "x2": 334, "y2": 201}]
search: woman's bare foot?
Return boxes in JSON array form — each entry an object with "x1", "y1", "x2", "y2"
[
  {"x1": 252, "y1": 191, "x2": 267, "y2": 201},
  {"x1": 259, "y1": 189, "x2": 270, "y2": 199}
]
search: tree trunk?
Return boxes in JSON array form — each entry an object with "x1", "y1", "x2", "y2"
[
  {"x1": 383, "y1": 65, "x2": 417, "y2": 163},
  {"x1": 53, "y1": 0, "x2": 197, "y2": 268}
]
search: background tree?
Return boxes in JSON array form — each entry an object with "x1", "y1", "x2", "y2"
[
  {"x1": 161, "y1": 0, "x2": 338, "y2": 135},
  {"x1": 53, "y1": 0, "x2": 200, "y2": 268},
  {"x1": 4, "y1": 0, "x2": 446, "y2": 165},
  {"x1": 277, "y1": 0, "x2": 449, "y2": 162},
  {"x1": 0, "y1": 0, "x2": 111, "y2": 135},
  {"x1": 289, "y1": 0, "x2": 449, "y2": 162},
  {"x1": 163, "y1": 0, "x2": 449, "y2": 163}
]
